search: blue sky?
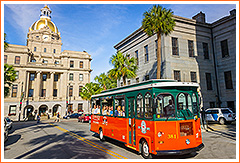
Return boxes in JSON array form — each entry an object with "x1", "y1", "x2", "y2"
[{"x1": 4, "y1": 3, "x2": 236, "y2": 81}]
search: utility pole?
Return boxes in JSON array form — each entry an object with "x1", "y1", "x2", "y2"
[{"x1": 19, "y1": 82, "x2": 24, "y2": 122}]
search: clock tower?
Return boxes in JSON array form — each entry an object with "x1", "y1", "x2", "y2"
[{"x1": 27, "y1": 5, "x2": 62, "y2": 63}]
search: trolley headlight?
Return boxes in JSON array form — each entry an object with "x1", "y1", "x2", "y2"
[{"x1": 186, "y1": 139, "x2": 190, "y2": 145}]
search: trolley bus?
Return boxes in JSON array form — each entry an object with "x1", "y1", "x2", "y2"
[{"x1": 90, "y1": 79, "x2": 204, "y2": 158}]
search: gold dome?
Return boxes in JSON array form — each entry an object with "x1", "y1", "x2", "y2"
[
  {"x1": 29, "y1": 5, "x2": 59, "y2": 34},
  {"x1": 29, "y1": 18, "x2": 59, "y2": 33}
]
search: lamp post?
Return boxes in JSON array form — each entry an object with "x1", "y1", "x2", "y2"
[
  {"x1": 19, "y1": 82, "x2": 24, "y2": 122},
  {"x1": 66, "y1": 84, "x2": 69, "y2": 116}
]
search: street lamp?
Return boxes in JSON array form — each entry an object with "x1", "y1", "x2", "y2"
[{"x1": 19, "y1": 82, "x2": 24, "y2": 122}]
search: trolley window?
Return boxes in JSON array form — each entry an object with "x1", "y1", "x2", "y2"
[
  {"x1": 137, "y1": 94, "x2": 144, "y2": 118},
  {"x1": 144, "y1": 93, "x2": 153, "y2": 119},
  {"x1": 92, "y1": 98, "x2": 100, "y2": 115},
  {"x1": 177, "y1": 93, "x2": 193, "y2": 117},
  {"x1": 156, "y1": 94, "x2": 175, "y2": 119},
  {"x1": 192, "y1": 93, "x2": 199, "y2": 115},
  {"x1": 101, "y1": 96, "x2": 113, "y2": 116},
  {"x1": 114, "y1": 95, "x2": 125, "y2": 117}
]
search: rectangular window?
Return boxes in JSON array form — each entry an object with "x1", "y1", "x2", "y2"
[
  {"x1": 53, "y1": 49, "x2": 56, "y2": 53},
  {"x1": 12, "y1": 85, "x2": 18, "y2": 97},
  {"x1": 135, "y1": 50, "x2": 139, "y2": 65},
  {"x1": 42, "y1": 60, "x2": 48, "y2": 63},
  {"x1": 15, "y1": 56, "x2": 20, "y2": 64},
  {"x1": 4, "y1": 55, "x2": 7, "y2": 63},
  {"x1": 221, "y1": 40, "x2": 229, "y2": 58},
  {"x1": 29, "y1": 89, "x2": 34, "y2": 97},
  {"x1": 15, "y1": 71, "x2": 19, "y2": 79},
  {"x1": 69, "y1": 73, "x2": 73, "y2": 81},
  {"x1": 78, "y1": 103, "x2": 83, "y2": 112},
  {"x1": 54, "y1": 74, "x2": 58, "y2": 82},
  {"x1": 190, "y1": 72, "x2": 197, "y2": 82},
  {"x1": 174, "y1": 70, "x2": 181, "y2": 82},
  {"x1": 30, "y1": 73, "x2": 35, "y2": 81},
  {"x1": 79, "y1": 74, "x2": 83, "y2": 81},
  {"x1": 144, "y1": 45, "x2": 149, "y2": 62},
  {"x1": 70, "y1": 61, "x2": 74, "y2": 68},
  {"x1": 34, "y1": 47, "x2": 37, "y2": 52},
  {"x1": 9, "y1": 105, "x2": 17, "y2": 115},
  {"x1": 203, "y1": 42, "x2": 209, "y2": 59},
  {"x1": 42, "y1": 74, "x2": 47, "y2": 81},
  {"x1": 80, "y1": 61, "x2": 83, "y2": 68},
  {"x1": 44, "y1": 48, "x2": 46, "y2": 53},
  {"x1": 188, "y1": 40, "x2": 194, "y2": 57},
  {"x1": 172, "y1": 37, "x2": 179, "y2": 56},
  {"x1": 69, "y1": 86, "x2": 73, "y2": 97},
  {"x1": 224, "y1": 71, "x2": 233, "y2": 89},
  {"x1": 54, "y1": 60, "x2": 59, "y2": 64},
  {"x1": 53, "y1": 89, "x2": 57, "y2": 97},
  {"x1": 41, "y1": 89, "x2": 46, "y2": 97},
  {"x1": 205, "y1": 73, "x2": 213, "y2": 90},
  {"x1": 79, "y1": 86, "x2": 83, "y2": 96}
]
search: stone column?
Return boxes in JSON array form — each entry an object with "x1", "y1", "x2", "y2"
[
  {"x1": 49, "y1": 72, "x2": 54, "y2": 99},
  {"x1": 34, "y1": 71, "x2": 41, "y2": 101}
]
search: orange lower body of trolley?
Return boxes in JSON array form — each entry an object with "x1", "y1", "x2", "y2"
[{"x1": 90, "y1": 115, "x2": 204, "y2": 158}]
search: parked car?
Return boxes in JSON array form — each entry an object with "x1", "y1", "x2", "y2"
[
  {"x1": 205, "y1": 108, "x2": 235, "y2": 125},
  {"x1": 4, "y1": 119, "x2": 8, "y2": 142},
  {"x1": 63, "y1": 113, "x2": 81, "y2": 119},
  {"x1": 5, "y1": 117, "x2": 12, "y2": 130},
  {"x1": 78, "y1": 113, "x2": 90, "y2": 122}
]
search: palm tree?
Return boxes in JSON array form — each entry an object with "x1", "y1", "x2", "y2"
[
  {"x1": 79, "y1": 82, "x2": 102, "y2": 112},
  {"x1": 108, "y1": 51, "x2": 138, "y2": 86},
  {"x1": 142, "y1": 5, "x2": 175, "y2": 79},
  {"x1": 4, "y1": 33, "x2": 9, "y2": 51},
  {"x1": 94, "y1": 72, "x2": 117, "y2": 90},
  {"x1": 4, "y1": 64, "x2": 17, "y2": 97}
]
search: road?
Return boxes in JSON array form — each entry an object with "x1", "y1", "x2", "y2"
[{"x1": 4, "y1": 119, "x2": 236, "y2": 159}]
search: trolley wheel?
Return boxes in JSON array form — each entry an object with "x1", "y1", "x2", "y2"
[
  {"x1": 219, "y1": 118, "x2": 226, "y2": 125},
  {"x1": 99, "y1": 128, "x2": 105, "y2": 141},
  {"x1": 141, "y1": 140, "x2": 152, "y2": 159}
]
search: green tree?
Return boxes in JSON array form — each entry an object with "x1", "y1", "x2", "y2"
[
  {"x1": 4, "y1": 33, "x2": 9, "y2": 51},
  {"x1": 142, "y1": 5, "x2": 175, "y2": 79},
  {"x1": 4, "y1": 64, "x2": 17, "y2": 97},
  {"x1": 79, "y1": 82, "x2": 102, "y2": 107},
  {"x1": 108, "y1": 51, "x2": 138, "y2": 86},
  {"x1": 94, "y1": 72, "x2": 117, "y2": 90}
]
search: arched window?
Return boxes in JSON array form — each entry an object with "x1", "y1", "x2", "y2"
[
  {"x1": 144, "y1": 93, "x2": 153, "y2": 119},
  {"x1": 137, "y1": 94, "x2": 143, "y2": 118},
  {"x1": 156, "y1": 94, "x2": 175, "y2": 118},
  {"x1": 177, "y1": 93, "x2": 186, "y2": 110},
  {"x1": 187, "y1": 94, "x2": 193, "y2": 113},
  {"x1": 192, "y1": 93, "x2": 198, "y2": 114}
]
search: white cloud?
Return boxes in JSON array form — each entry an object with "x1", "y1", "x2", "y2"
[{"x1": 5, "y1": 4, "x2": 42, "y2": 38}]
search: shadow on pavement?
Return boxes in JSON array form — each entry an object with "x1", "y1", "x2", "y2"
[{"x1": 11, "y1": 123, "x2": 112, "y2": 159}]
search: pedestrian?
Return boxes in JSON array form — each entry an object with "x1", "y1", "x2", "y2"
[
  {"x1": 54, "y1": 112, "x2": 60, "y2": 122},
  {"x1": 37, "y1": 114, "x2": 40, "y2": 123}
]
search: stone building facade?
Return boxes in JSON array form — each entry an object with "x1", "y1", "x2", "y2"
[
  {"x1": 4, "y1": 5, "x2": 92, "y2": 120},
  {"x1": 114, "y1": 10, "x2": 236, "y2": 111}
]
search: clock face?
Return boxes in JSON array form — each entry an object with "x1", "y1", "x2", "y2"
[{"x1": 43, "y1": 35, "x2": 49, "y2": 41}]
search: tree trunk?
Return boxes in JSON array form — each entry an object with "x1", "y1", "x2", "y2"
[
  {"x1": 123, "y1": 76, "x2": 126, "y2": 86},
  {"x1": 157, "y1": 33, "x2": 162, "y2": 79}
]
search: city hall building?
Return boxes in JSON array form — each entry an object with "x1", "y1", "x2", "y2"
[
  {"x1": 4, "y1": 5, "x2": 92, "y2": 120},
  {"x1": 114, "y1": 10, "x2": 236, "y2": 111}
]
